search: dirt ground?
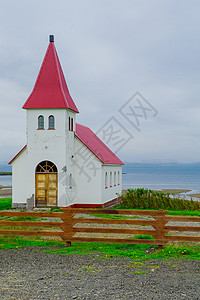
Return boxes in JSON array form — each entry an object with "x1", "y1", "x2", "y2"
[{"x1": 0, "y1": 246, "x2": 199, "y2": 300}]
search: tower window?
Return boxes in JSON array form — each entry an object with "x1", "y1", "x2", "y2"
[
  {"x1": 71, "y1": 118, "x2": 73, "y2": 131},
  {"x1": 49, "y1": 115, "x2": 55, "y2": 129},
  {"x1": 38, "y1": 115, "x2": 44, "y2": 129},
  {"x1": 69, "y1": 117, "x2": 74, "y2": 131}
]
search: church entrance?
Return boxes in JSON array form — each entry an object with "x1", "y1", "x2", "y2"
[{"x1": 35, "y1": 161, "x2": 58, "y2": 207}]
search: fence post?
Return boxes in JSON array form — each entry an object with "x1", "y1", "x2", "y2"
[
  {"x1": 153, "y1": 209, "x2": 168, "y2": 249},
  {"x1": 60, "y1": 207, "x2": 75, "y2": 247}
]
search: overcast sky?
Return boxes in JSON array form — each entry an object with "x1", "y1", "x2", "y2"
[{"x1": 1, "y1": 0, "x2": 200, "y2": 164}]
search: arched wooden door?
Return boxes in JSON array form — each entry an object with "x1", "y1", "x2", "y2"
[{"x1": 35, "y1": 161, "x2": 58, "y2": 207}]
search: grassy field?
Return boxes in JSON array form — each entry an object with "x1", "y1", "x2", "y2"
[
  {"x1": 0, "y1": 235, "x2": 199, "y2": 261},
  {"x1": 0, "y1": 198, "x2": 12, "y2": 210},
  {"x1": 0, "y1": 197, "x2": 200, "y2": 261}
]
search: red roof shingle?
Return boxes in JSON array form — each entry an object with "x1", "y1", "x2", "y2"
[
  {"x1": 23, "y1": 40, "x2": 79, "y2": 112},
  {"x1": 75, "y1": 123, "x2": 124, "y2": 165}
]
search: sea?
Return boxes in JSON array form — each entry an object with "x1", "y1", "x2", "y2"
[
  {"x1": 0, "y1": 164, "x2": 12, "y2": 187},
  {"x1": 1, "y1": 162, "x2": 200, "y2": 194}
]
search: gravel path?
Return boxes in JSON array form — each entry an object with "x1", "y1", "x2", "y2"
[{"x1": 0, "y1": 247, "x2": 199, "y2": 299}]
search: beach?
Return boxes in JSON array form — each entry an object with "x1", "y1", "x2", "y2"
[{"x1": 0, "y1": 185, "x2": 12, "y2": 198}]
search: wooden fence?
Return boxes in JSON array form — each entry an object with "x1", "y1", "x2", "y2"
[{"x1": 0, "y1": 208, "x2": 200, "y2": 248}]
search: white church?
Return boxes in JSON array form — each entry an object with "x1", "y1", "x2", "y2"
[{"x1": 9, "y1": 35, "x2": 123, "y2": 209}]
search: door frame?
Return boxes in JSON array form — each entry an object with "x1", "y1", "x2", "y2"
[{"x1": 35, "y1": 161, "x2": 58, "y2": 207}]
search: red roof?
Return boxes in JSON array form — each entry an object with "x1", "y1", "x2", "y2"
[
  {"x1": 75, "y1": 124, "x2": 124, "y2": 165},
  {"x1": 23, "y1": 40, "x2": 79, "y2": 112}
]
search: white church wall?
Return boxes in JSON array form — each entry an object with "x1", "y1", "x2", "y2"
[
  {"x1": 11, "y1": 148, "x2": 28, "y2": 206},
  {"x1": 101, "y1": 165, "x2": 122, "y2": 204},
  {"x1": 74, "y1": 138, "x2": 102, "y2": 205},
  {"x1": 26, "y1": 109, "x2": 76, "y2": 207}
]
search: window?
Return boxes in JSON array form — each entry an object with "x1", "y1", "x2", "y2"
[
  {"x1": 110, "y1": 172, "x2": 112, "y2": 187},
  {"x1": 118, "y1": 171, "x2": 120, "y2": 185},
  {"x1": 69, "y1": 117, "x2": 74, "y2": 131},
  {"x1": 69, "y1": 174, "x2": 72, "y2": 188},
  {"x1": 105, "y1": 172, "x2": 108, "y2": 189},
  {"x1": 71, "y1": 118, "x2": 73, "y2": 131},
  {"x1": 114, "y1": 171, "x2": 116, "y2": 186},
  {"x1": 49, "y1": 115, "x2": 55, "y2": 129},
  {"x1": 38, "y1": 115, "x2": 44, "y2": 129},
  {"x1": 36, "y1": 161, "x2": 57, "y2": 173}
]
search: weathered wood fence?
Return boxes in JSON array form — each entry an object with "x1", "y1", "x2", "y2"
[{"x1": 0, "y1": 208, "x2": 200, "y2": 248}]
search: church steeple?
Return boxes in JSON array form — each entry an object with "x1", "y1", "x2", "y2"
[{"x1": 23, "y1": 35, "x2": 79, "y2": 113}]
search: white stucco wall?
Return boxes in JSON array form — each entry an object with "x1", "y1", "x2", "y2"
[
  {"x1": 74, "y1": 137, "x2": 102, "y2": 205},
  {"x1": 25, "y1": 108, "x2": 76, "y2": 207},
  {"x1": 11, "y1": 147, "x2": 28, "y2": 204},
  {"x1": 101, "y1": 165, "x2": 122, "y2": 204}
]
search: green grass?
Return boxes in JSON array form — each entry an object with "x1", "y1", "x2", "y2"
[
  {"x1": 43, "y1": 242, "x2": 200, "y2": 261},
  {"x1": 89, "y1": 213, "x2": 141, "y2": 220},
  {"x1": 91, "y1": 209, "x2": 200, "y2": 218},
  {"x1": 0, "y1": 198, "x2": 12, "y2": 210},
  {"x1": 0, "y1": 235, "x2": 65, "y2": 249},
  {"x1": 132, "y1": 270, "x2": 147, "y2": 274},
  {"x1": 134, "y1": 235, "x2": 154, "y2": 240},
  {"x1": 0, "y1": 235, "x2": 199, "y2": 261},
  {"x1": 167, "y1": 210, "x2": 200, "y2": 217}
]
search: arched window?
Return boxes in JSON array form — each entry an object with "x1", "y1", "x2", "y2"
[
  {"x1": 110, "y1": 172, "x2": 112, "y2": 187},
  {"x1": 38, "y1": 115, "x2": 44, "y2": 129},
  {"x1": 105, "y1": 172, "x2": 108, "y2": 189},
  {"x1": 36, "y1": 161, "x2": 57, "y2": 173},
  {"x1": 114, "y1": 171, "x2": 116, "y2": 186},
  {"x1": 49, "y1": 115, "x2": 55, "y2": 129},
  {"x1": 69, "y1": 117, "x2": 71, "y2": 131}
]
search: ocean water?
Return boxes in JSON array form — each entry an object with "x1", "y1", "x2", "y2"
[
  {"x1": 0, "y1": 164, "x2": 12, "y2": 187},
  {"x1": 122, "y1": 163, "x2": 200, "y2": 193},
  {"x1": 0, "y1": 176, "x2": 12, "y2": 187}
]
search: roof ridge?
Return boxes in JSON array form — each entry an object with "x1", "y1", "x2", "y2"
[
  {"x1": 53, "y1": 44, "x2": 68, "y2": 108},
  {"x1": 22, "y1": 39, "x2": 79, "y2": 112}
]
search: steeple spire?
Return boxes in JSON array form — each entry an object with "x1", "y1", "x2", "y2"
[{"x1": 23, "y1": 36, "x2": 79, "y2": 113}]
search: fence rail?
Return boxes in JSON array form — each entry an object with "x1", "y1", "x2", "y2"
[{"x1": 0, "y1": 208, "x2": 200, "y2": 248}]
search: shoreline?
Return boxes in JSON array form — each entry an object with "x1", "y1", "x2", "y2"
[
  {"x1": 0, "y1": 172, "x2": 12, "y2": 176},
  {"x1": 1, "y1": 186, "x2": 200, "y2": 200},
  {"x1": 0, "y1": 185, "x2": 12, "y2": 197}
]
